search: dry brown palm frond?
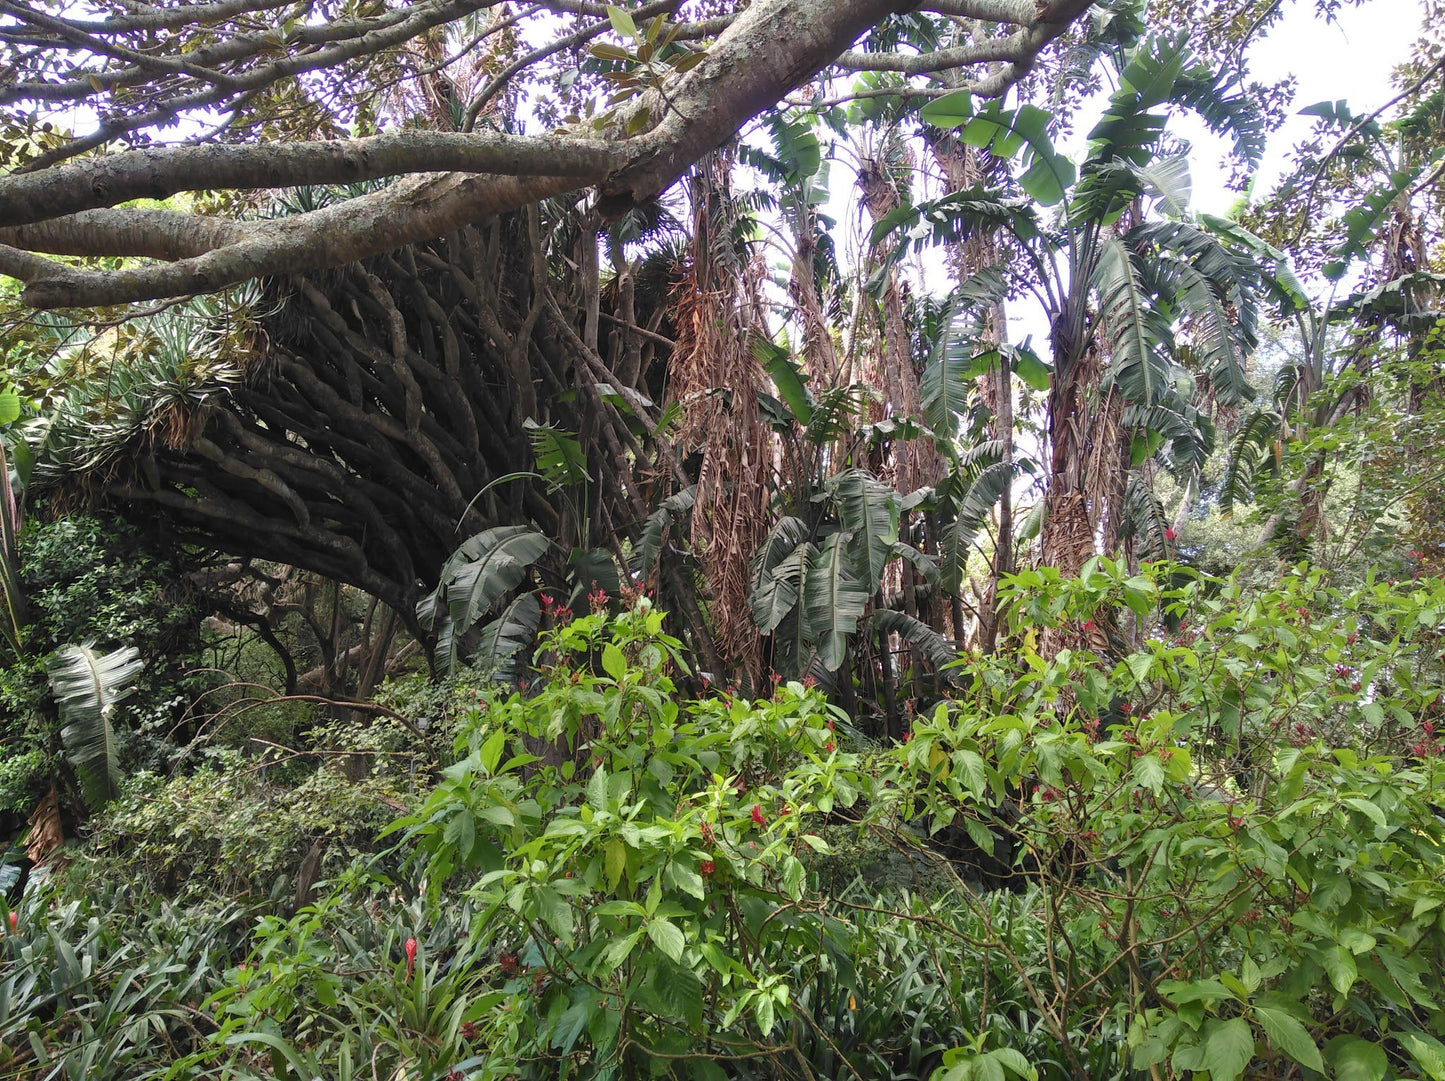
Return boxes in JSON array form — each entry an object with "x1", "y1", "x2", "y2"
[{"x1": 667, "y1": 157, "x2": 772, "y2": 687}]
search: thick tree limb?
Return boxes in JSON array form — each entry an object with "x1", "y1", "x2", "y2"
[
  {"x1": 0, "y1": 0, "x2": 1096, "y2": 309},
  {"x1": 0, "y1": 132, "x2": 624, "y2": 228}
]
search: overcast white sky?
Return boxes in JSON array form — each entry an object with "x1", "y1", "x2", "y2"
[{"x1": 1179, "y1": 0, "x2": 1423, "y2": 216}]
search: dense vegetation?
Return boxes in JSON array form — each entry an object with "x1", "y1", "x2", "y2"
[{"x1": 1, "y1": 0, "x2": 1444, "y2": 1078}]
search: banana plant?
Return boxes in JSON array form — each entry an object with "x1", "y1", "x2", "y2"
[
  {"x1": 417, "y1": 526, "x2": 551, "y2": 677},
  {"x1": 748, "y1": 466, "x2": 952, "y2": 678},
  {"x1": 877, "y1": 33, "x2": 1277, "y2": 575}
]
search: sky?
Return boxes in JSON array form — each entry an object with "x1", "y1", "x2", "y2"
[{"x1": 1178, "y1": 0, "x2": 1423, "y2": 216}]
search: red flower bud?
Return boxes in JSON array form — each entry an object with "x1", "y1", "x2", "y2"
[
  {"x1": 700, "y1": 860, "x2": 715, "y2": 876},
  {"x1": 751, "y1": 804, "x2": 766, "y2": 826},
  {"x1": 404, "y1": 937, "x2": 417, "y2": 979},
  {"x1": 1164, "y1": 527, "x2": 1177, "y2": 541}
]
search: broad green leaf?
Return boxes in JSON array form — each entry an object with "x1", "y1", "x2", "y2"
[
  {"x1": 605, "y1": 838, "x2": 627, "y2": 889},
  {"x1": 1253, "y1": 1005, "x2": 1322, "y2": 1072},
  {"x1": 601, "y1": 642, "x2": 627, "y2": 681},
  {"x1": 646, "y1": 918, "x2": 685, "y2": 962},
  {"x1": 753, "y1": 338, "x2": 814, "y2": 425},
  {"x1": 1326, "y1": 1037, "x2": 1387, "y2": 1081},
  {"x1": 1398, "y1": 1031, "x2": 1445, "y2": 1081},
  {"x1": 920, "y1": 89, "x2": 974, "y2": 128},
  {"x1": 1184, "y1": 1017, "x2": 1252, "y2": 1081},
  {"x1": 606, "y1": 5, "x2": 637, "y2": 39},
  {"x1": 51, "y1": 643, "x2": 143, "y2": 811}
]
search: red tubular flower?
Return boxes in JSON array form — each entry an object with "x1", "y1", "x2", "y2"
[
  {"x1": 825, "y1": 740, "x2": 835, "y2": 753},
  {"x1": 751, "y1": 804, "x2": 766, "y2": 826},
  {"x1": 1164, "y1": 526, "x2": 1178, "y2": 541},
  {"x1": 700, "y1": 860, "x2": 715, "y2": 876},
  {"x1": 404, "y1": 937, "x2": 417, "y2": 979}
]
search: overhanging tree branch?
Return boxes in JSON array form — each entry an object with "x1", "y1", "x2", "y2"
[
  {"x1": 0, "y1": 131, "x2": 623, "y2": 228},
  {"x1": 0, "y1": 0, "x2": 1097, "y2": 309}
]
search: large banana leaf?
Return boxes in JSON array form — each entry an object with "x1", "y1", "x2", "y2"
[
  {"x1": 923, "y1": 95, "x2": 1076, "y2": 206},
  {"x1": 940, "y1": 461, "x2": 1014, "y2": 591},
  {"x1": 829, "y1": 469, "x2": 898, "y2": 593},
  {"x1": 421, "y1": 526, "x2": 549, "y2": 675},
  {"x1": 49, "y1": 643, "x2": 143, "y2": 811},
  {"x1": 472, "y1": 592, "x2": 542, "y2": 682},
  {"x1": 805, "y1": 533, "x2": 869, "y2": 672},
  {"x1": 636, "y1": 486, "x2": 696, "y2": 577},
  {"x1": 871, "y1": 609, "x2": 960, "y2": 676},
  {"x1": 750, "y1": 539, "x2": 813, "y2": 634},
  {"x1": 1094, "y1": 237, "x2": 1173, "y2": 406}
]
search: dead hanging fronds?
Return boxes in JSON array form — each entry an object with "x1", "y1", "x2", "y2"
[{"x1": 668, "y1": 155, "x2": 772, "y2": 687}]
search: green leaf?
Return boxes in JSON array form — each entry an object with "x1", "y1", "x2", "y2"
[
  {"x1": 805, "y1": 533, "x2": 869, "y2": 671},
  {"x1": 602, "y1": 929, "x2": 642, "y2": 968},
  {"x1": 587, "y1": 764, "x2": 609, "y2": 810},
  {"x1": 1095, "y1": 237, "x2": 1172, "y2": 406},
  {"x1": 646, "y1": 918, "x2": 685, "y2": 963},
  {"x1": 1195, "y1": 1017, "x2": 1253, "y2": 1081},
  {"x1": 0, "y1": 389, "x2": 19, "y2": 426},
  {"x1": 829, "y1": 469, "x2": 898, "y2": 592},
  {"x1": 636, "y1": 486, "x2": 695, "y2": 576},
  {"x1": 551, "y1": 1000, "x2": 592, "y2": 1054},
  {"x1": 957, "y1": 103, "x2": 1075, "y2": 205},
  {"x1": 426, "y1": 526, "x2": 550, "y2": 675},
  {"x1": 605, "y1": 838, "x2": 627, "y2": 889},
  {"x1": 753, "y1": 338, "x2": 814, "y2": 425},
  {"x1": 1325, "y1": 1037, "x2": 1387, "y2": 1081},
  {"x1": 755, "y1": 994, "x2": 775, "y2": 1036},
  {"x1": 479, "y1": 728, "x2": 507, "y2": 774},
  {"x1": 650, "y1": 959, "x2": 704, "y2": 1028},
  {"x1": 921, "y1": 89, "x2": 974, "y2": 128},
  {"x1": 750, "y1": 531, "x2": 812, "y2": 633},
  {"x1": 606, "y1": 5, "x2": 638, "y2": 39},
  {"x1": 601, "y1": 642, "x2": 627, "y2": 681},
  {"x1": 473, "y1": 592, "x2": 541, "y2": 680},
  {"x1": 1253, "y1": 1005, "x2": 1322, "y2": 1072},
  {"x1": 50, "y1": 643, "x2": 143, "y2": 811},
  {"x1": 1398, "y1": 1031, "x2": 1445, "y2": 1081},
  {"x1": 1342, "y1": 796, "x2": 1385, "y2": 830},
  {"x1": 1010, "y1": 345, "x2": 1052, "y2": 391},
  {"x1": 1320, "y1": 945, "x2": 1357, "y2": 994}
]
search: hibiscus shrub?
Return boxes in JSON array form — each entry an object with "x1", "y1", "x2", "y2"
[{"x1": 885, "y1": 558, "x2": 1445, "y2": 1081}]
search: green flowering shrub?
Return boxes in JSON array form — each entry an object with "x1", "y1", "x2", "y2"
[
  {"x1": 885, "y1": 558, "x2": 1445, "y2": 1081},
  {"x1": 211, "y1": 598, "x2": 901, "y2": 1079},
  {"x1": 30, "y1": 567, "x2": 1445, "y2": 1081}
]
